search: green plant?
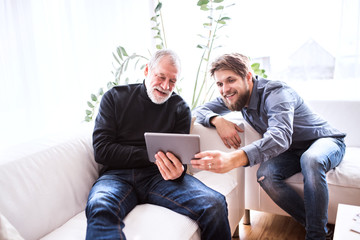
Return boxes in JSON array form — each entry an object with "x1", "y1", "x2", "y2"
[
  {"x1": 84, "y1": 0, "x2": 266, "y2": 121},
  {"x1": 191, "y1": 0, "x2": 234, "y2": 109},
  {"x1": 251, "y1": 62, "x2": 268, "y2": 78}
]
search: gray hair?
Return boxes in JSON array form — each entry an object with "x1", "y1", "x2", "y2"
[{"x1": 148, "y1": 49, "x2": 181, "y2": 76}]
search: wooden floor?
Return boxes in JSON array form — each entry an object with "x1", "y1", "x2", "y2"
[{"x1": 234, "y1": 210, "x2": 306, "y2": 240}]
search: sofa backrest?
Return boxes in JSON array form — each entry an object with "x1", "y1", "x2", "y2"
[
  {"x1": 307, "y1": 100, "x2": 360, "y2": 147},
  {"x1": 0, "y1": 126, "x2": 100, "y2": 240}
]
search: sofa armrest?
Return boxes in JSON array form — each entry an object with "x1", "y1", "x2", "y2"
[{"x1": 0, "y1": 126, "x2": 100, "y2": 240}]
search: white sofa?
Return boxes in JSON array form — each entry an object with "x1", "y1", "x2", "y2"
[
  {"x1": 1, "y1": 100, "x2": 358, "y2": 239},
  {"x1": 240, "y1": 100, "x2": 360, "y2": 224},
  {"x1": 0, "y1": 123, "x2": 245, "y2": 240}
]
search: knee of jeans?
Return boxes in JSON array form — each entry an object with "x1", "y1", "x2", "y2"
[
  {"x1": 301, "y1": 152, "x2": 327, "y2": 171},
  {"x1": 86, "y1": 194, "x2": 113, "y2": 218},
  {"x1": 256, "y1": 165, "x2": 271, "y2": 183},
  {"x1": 207, "y1": 192, "x2": 228, "y2": 214}
]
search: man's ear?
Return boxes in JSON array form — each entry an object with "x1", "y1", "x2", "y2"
[
  {"x1": 144, "y1": 64, "x2": 149, "y2": 77},
  {"x1": 246, "y1": 71, "x2": 253, "y2": 83}
]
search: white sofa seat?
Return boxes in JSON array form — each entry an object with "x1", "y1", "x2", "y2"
[{"x1": 0, "y1": 124, "x2": 244, "y2": 240}]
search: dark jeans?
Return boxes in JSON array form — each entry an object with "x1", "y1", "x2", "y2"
[
  {"x1": 256, "y1": 137, "x2": 346, "y2": 240},
  {"x1": 85, "y1": 165, "x2": 231, "y2": 240}
]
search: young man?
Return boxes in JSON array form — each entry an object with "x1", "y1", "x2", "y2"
[
  {"x1": 85, "y1": 49, "x2": 231, "y2": 240},
  {"x1": 191, "y1": 53, "x2": 346, "y2": 240}
]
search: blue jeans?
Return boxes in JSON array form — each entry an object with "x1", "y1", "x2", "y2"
[
  {"x1": 256, "y1": 137, "x2": 346, "y2": 240},
  {"x1": 85, "y1": 165, "x2": 231, "y2": 240}
]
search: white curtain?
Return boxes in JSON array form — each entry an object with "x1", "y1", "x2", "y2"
[{"x1": 0, "y1": 0, "x2": 154, "y2": 149}]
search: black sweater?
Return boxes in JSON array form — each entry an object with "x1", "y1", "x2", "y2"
[{"x1": 93, "y1": 82, "x2": 191, "y2": 171}]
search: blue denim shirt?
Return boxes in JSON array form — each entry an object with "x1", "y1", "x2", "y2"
[{"x1": 192, "y1": 78, "x2": 346, "y2": 166}]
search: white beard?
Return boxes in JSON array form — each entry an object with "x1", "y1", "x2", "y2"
[{"x1": 145, "y1": 78, "x2": 173, "y2": 104}]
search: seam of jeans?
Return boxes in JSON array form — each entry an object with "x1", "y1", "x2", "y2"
[
  {"x1": 117, "y1": 186, "x2": 134, "y2": 240},
  {"x1": 148, "y1": 191, "x2": 200, "y2": 218}
]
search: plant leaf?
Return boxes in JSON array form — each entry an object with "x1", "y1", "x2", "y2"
[
  {"x1": 107, "y1": 81, "x2": 114, "y2": 89},
  {"x1": 155, "y1": 2, "x2": 162, "y2": 12},
  {"x1": 251, "y1": 63, "x2": 260, "y2": 70},
  {"x1": 124, "y1": 59, "x2": 129, "y2": 71},
  {"x1": 200, "y1": 5, "x2": 210, "y2": 11},
  {"x1": 196, "y1": 44, "x2": 209, "y2": 49},
  {"x1": 120, "y1": 46, "x2": 128, "y2": 57},
  {"x1": 216, "y1": 6, "x2": 224, "y2": 10},
  {"x1": 91, "y1": 94, "x2": 97, "y2": 102},
  {"x1": 87, "y1": 101, "x2": 94, "y2": 108},
  {"x1": 197, "y1": 0, "x2": 209, "y2": 6},
  {"x1": 116, "y1": 47, "x2": 123, "y2": 61},
  {"x1": 254, "y1": 69, "x2": 262, "y2": 75},
  {"x1": 86, "y1": 110, "x2": 92, "y2": 115},
  {"x1": 98, "y1": 88, "x2": 104, "y2": 95},
  {"x1": 219, "y1": 17, "x2": 231, "y2": 21},
  {"x1": 214, "y1": 0, "x2": 224, "y2": 3},
  {"x1": 112, "y1": 52, "x2": 121, "y2": 64}
]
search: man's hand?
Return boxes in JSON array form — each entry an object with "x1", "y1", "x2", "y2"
[
  {"x1": 191, "y1": 150, "x2": 249, "y2": 173},
  {"x1": 155, "y1": 151, "x2": 184, "y2": 180},
  {"x1": 211, "y1": 116, "x2": 244, "y2": 149}
]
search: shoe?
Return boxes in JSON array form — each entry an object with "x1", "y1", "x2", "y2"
[{"x1": 325, "y1": 224, "x2": 335, "y2": 240}]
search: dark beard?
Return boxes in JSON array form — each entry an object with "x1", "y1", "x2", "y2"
[{"x1": 224, "y1": 90, "x2": 250, "y2": 111}]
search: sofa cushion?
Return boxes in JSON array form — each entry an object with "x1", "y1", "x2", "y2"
[
  {"x1": 123, "y1": 204, "x2": 200, "y2": 240},
  {"x1": 41, "y1": 204, "x2": 201, "y2": 240},
  {"x1": 327, "y1": 147, "x2": 360, "y2": 188},
  {"x1": 40, "y1": 212, "x2": 86, "y2": 240},
  {"x1": 285, "y1": 147, "x2": 360, "y2": 189}
]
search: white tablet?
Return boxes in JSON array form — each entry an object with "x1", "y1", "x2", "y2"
[{"x1": 144, "y1": 132, "x2": 200, "y2": 164}]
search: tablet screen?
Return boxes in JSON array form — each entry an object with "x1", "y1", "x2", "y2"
[{"x1": 144, "y1": 132, "x2": 200, "y2": 164}]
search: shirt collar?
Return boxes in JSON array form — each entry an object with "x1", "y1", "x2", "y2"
[{"x1": 247, "y1": 78, "x2": 259, "y2": 110}]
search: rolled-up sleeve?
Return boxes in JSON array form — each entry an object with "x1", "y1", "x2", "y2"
[
  {"x1": 241, "y1": 88, "x2": 296, "y2": 166},
  {"x1": 192, "y1": 97, "x2": 231, "y2": 127}
]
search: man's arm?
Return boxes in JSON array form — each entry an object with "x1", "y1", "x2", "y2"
[
  {"x1": 192, "y1": 97, "x2": 231, "y2": 127},
  {"x1": 242, "y1": 96, "x2": 295, "y2": 166},
  {"x1": 92, "y1": 91, "x2": 149, "y2": 168},
  {"x1": 192, "y1": 86, "x2": 297, "y2": 172},
  {"x1": 192, "y1": 149, "x2": 249, "y2": 173},
  {"x1": 193, "y1": 96, "x2": 243, "y2": 149}
]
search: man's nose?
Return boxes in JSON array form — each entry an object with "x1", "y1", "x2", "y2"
[
  {"x1": 160, "y1": 79, "x2": 170, "y2": 90},
  {"x1": 222, "y1": 83, "x2": 230, "y2": 93}
]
